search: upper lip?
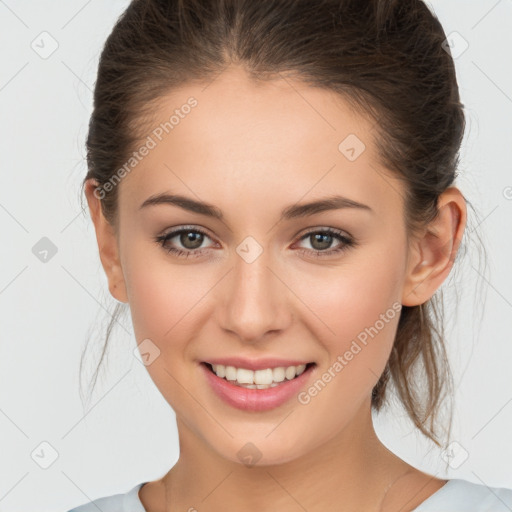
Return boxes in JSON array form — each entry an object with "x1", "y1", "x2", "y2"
[{"x1": 203, "y1": 357, "x2": 314, "y2": 371}]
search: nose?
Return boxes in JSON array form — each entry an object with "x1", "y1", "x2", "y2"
[{"x1": 216, "y1": 246, "x2": 292, "y2": 343}]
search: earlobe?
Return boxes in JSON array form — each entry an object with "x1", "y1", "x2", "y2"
[
  {"x1": 401, "y1": 187, "x2": 466, "y2": 307},
  {"x1": 84, "y1": 179, "x2": 129, "y2": 304}
]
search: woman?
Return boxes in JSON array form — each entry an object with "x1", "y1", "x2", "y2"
[{"x1": 68, "y1": 0, "x2": 512, "y2": 510}]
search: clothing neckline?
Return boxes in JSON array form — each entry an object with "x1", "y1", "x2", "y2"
[
  {"x1": 411, "y1": 479, "x2": 455, "y2": 510},
  {"x1": 133, "y1": 478, "x2": 455, "y2": 510}
]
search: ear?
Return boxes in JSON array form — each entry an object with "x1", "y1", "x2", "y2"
[
  {"x1": 84, "y1": 179, "x2": 129, "y2": 303},
  {"x1": 401, "y1": 186, "x2": 467, "y2": 307}
]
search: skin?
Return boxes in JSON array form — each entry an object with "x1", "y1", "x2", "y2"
[{"x1": 85, "y1": 65, "x2": 466, "y2": 512}]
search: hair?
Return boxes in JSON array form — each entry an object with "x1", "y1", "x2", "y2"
[{"x1": 79, "y1": 0, "x2": 487, "y2": 451}]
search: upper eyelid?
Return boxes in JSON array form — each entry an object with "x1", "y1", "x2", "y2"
[
  {"x1": 163, "y1": 226, "x2": 216, "y2": 243},
  {"x1": 162, "y1": 225, "x2": 350, "y2": 236}
]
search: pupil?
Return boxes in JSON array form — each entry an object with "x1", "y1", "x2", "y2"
[
  {"x1": 181, "y1": 231, "x2": 203, "y2": 249},
  {"x1": 312, "y1": 233, "x2": 332, "y2": 250}
]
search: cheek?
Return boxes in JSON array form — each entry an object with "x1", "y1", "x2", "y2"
[
  {"x1": 126, "y1": 266, "x2": 208, "y2": 344},
  {"x1": 121, "y1": 251, "x2": 211, "y2": 407},
  {"x1": 122, "y1": 246, "x2": 224, "y2": 377},
  {"x1": 292, "y1": 245, "x2": 406, "y2": 392},
  {"x1": 121, "y1": 240, "x2": 196, "y2": 343}
]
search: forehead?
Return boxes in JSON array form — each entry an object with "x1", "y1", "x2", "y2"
[{"x1": 119, "y1": 66, "x2": 405, "y2": 219}]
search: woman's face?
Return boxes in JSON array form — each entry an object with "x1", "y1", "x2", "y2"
[{"x1": 109, "y1": 67, "x2": 415, "y2": 465}]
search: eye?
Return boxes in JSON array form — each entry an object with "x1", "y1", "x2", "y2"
[
  {"x1": 294, "y1": 228, "x2": 355, "y2": 257},
  {"x1": 154, "y1": 226, "x2": 216, "y2": 258}
]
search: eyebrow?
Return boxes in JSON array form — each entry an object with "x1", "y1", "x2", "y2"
[{"x1": 139, "y1": 192, "x2": 374, "y2": 220}]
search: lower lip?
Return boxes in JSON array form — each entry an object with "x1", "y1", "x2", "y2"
[{"x1": 200, "y1": 362, "x2": 316, "y2": 412}]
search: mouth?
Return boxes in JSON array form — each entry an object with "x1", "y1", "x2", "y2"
[
  {"x1": 201, "y1": 361, "x2": 317, "y2": 389},
  {"x1": 200, "y1": 360, "x2": 317, "y2": 411}
]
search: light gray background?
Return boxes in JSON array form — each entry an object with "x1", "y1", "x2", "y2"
[{"x1": 1, "y1": 1, "x2": 511, "y2": 510}]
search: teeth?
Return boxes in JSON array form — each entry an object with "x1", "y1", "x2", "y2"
[
  {"x1": 254, "y1": 368, "x2": 273, "y2": 385},
  {"x1": 273, "y1": 366, "x2": 285, "y2": 383},
  {"x1": 210, "y1": 363, "x2": 308, "y2": 386},
  {"x1": 215, "y1": 364, "x2": 226, "y2": 379},
  {"x1": 285, "y1": 366, "x2": 297, "y2": 380},
  {"x1": 237, "y1": 368, "x2": 254, "y2": 384},
  {"x1": 225, "y1": 366, "x2": 237, "y2": 381}
]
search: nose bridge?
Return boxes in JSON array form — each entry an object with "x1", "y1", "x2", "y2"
[{"x1": 219, "y1": 237, "x2": 289, "y2": 341}]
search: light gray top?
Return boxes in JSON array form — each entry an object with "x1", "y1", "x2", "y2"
[{"x1": 67, "y1": 478, "x2": 512, "y2": 511}]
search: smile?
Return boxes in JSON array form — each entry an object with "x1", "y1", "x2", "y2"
[
  {"x1": 201, "y1": 362, "x2": 317, "y2": 411},
  {"x1": 206, "y1": 362, "x2": 313, "y2": 389}
]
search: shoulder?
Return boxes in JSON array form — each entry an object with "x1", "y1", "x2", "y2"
[
  {"x1": 414, "y1": 478, "x2": 512, "y2": 511},
  {"x1": 65, "y1": 482, "x2": 147, "y2": 512}
]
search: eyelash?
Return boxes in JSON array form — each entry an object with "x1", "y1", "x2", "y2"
[{"x1": 154, "y1": 226, "x2": 356, "y2": 259}]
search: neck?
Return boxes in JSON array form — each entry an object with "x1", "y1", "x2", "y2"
[{"x1": 157, "y1": 401, "x2": 425, "y2": 512}]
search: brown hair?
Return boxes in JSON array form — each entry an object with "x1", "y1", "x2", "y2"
[{"x1": 80, "y1": 0, "x2": 485, "y2": 449}]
